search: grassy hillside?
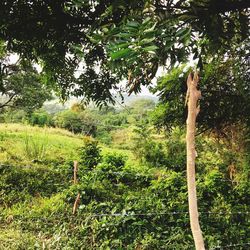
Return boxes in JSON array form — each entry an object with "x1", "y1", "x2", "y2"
[
  {"x1": 0, "y1": 124, "x2": 155, "y2": 249},
  {"x1": 0, "y1": 124, "x2": 249, "y2": 249},
  {"x1": 0, "y1": 123, "x2": 83, "y2": 167}
]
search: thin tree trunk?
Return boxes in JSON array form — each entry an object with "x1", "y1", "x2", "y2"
[{"x1": 186, "y1": 72, "x2": 205, "y2": 250}]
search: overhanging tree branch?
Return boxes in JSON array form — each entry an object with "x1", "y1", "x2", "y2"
[{"x1": 0, "y1": 93, "x2": 17, "y2": 109}]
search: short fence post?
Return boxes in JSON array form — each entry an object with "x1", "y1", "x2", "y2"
[{"x1": 72, "y1": 160, "x2": 80, "y2": 215}]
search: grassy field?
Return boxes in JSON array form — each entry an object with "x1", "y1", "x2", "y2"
[
  {"x1": 0, "y1": 123, "x2": 249, "y2": 249},
  {"x1": 0, "y1": 123, "x2": 134, "y2": 166},
  {"x1": 0, "y1": 123, "x2": 84, "y2": 167},
  {"x1": 0, "y1": 123, "x2": 152, "y2": 249}
]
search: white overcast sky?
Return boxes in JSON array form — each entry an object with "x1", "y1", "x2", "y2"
[
  {"x1": 9, "y1": 53, "x2": 157, "y2": 96},
  {"x1": 9, "y1": 53, "x2": 198, "y2": 98}
]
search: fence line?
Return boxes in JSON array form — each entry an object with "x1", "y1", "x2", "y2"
[
  {"x1": 38, "y1": 211, "x2": 248, "y2": 218},
  {"x1": 82, "y1": 210, "x2": 250, "y2": 218},
  {"x1": 6, "y1": 210, "x2": 250, "y2": 220},
  {"x1": 1, "y1": 163, "x2": 248, "y2": 184},
  {"x1": 211, "y1": 242, "x2": 250, "y2": 249}
]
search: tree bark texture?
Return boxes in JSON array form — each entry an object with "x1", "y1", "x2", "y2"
[{"x1": 186, "y1": 72, "x2": 205, "y2": 250}]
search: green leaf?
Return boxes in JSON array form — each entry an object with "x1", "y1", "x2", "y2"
[
  {"x1": 110, "y1": 48, "x2": 132, "y2": 60},
  {"x1": 143, "y1": 22, "x2": 157, "y2": 34},
  {"x1": 71, "y1": 44, "x2": 82, "y2": 51},
  {"x1": 127, "y1": 21, "x2": 140, "y2": 28},
  {"x1": 114, "y1": 33, "x2": 132, "y2": 38},
  {"x1": 72, "y1": 0, "x2": 88, "y2": 8},
  {"x1": 124, "y1": 26, "x2": 138, "y2": 33},
  {"x1": 143, "y1": 45, "x2": 158, "y2": 52},
  {"x1": 139, "y1": 37, "x2": 155, "y2": 45},
  {"x1": 165, "y1": 40, "x2": 175, "y2": 50},
  {"x1": 115, "y1": 43, "x2": 129, "y2": 49},
  {"x1": 86, "y1": 33, "x2": 102, "y2": 44},
  {"x1": 142, "y1": 17, "x2": 151, "y2": 25},
  {"x1": 109, "y1": 41, "x2": 129, "y2": 50},
  {"x1": 176, "y1": 27, "x2": 191, "y2": 38}
]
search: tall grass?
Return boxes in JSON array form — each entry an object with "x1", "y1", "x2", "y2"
[{"x1": 24, "y1": 133, "x2": 49, "y2": 161}]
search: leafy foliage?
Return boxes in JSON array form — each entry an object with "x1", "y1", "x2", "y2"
[
  {"x1": 54, "y1": 109, "x2": 98, "y2": 135},
  {"x1": 0, "y1": 1, "x2": 249, "y2": 248},
  {"x1": 152, "y1": 42, "x2": 250, "y2": 132},
  {"x1": 79, "y1": 136, "x2": 102, "y2": 169},
  {"x1": 0, "y1": 164, "x2": 67, "y2": 206},
  {"x1": 29, "y1": 109, "x2": 54, "y2": 127},
  {"x1": 133, "y1": 121, "x2": 167, "y2": 167},
  {"x1": 0, "y1": 123, "x2": 249, "y2": 249},
  {"x1": 0, "y1": 42, "x2": 52, "y2": 111},
  {"x1": 0, "y1": 1, "x2": 249, "y2": 102}
]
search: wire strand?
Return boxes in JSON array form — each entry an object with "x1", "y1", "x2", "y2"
[
  {"x1": 77, "y1": 211, "x2": 250, "y2": 218},
  {"x1": 211, "y1": 242, "x2": 250, "y2": 249},
  {"x1": 1, "y1": 163, "x2": 249, "y2": 184}
]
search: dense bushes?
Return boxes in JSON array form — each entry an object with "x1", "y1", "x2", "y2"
[
  {"x1": 0, "y1": 132, "x2": 249, "y2": 249},
  {"x1": 133, "y1": 122, "x2": 168, "y2": 167},
  {"x1": 54, "y1": 110, "x2": 98, "y2": 135},
  {"x1": 0, "y1": 105, "x2": 249, "y2": 249},
  {"x1": 0, "y1": 109, "x2": 53, "y2": 127},
  {"x1": 29, "y1": 110, "x2": 53, "y2": 127},
  {"x1": 79, "y1": 137, "x2": 102, "y2": 169},
  {"x1": 0, "y1": 165, "x2": 67, "y2": 206}
]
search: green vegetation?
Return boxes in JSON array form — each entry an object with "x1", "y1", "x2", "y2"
[
  {"x1": 0, "y1": 107, "x2": 249, "y2": 249},
  {"x1": 1, "y1": 1, "x2": 248, "y2": 105},
  {"x1": 0, "y1": 42, "x2": 52, "y2": 112},
  {"x1": 0, "y1": 123, "x2": 82, "y2": 166},
  {"x1": 0, "y1": 1, "x2": 249, "y2": 249}
]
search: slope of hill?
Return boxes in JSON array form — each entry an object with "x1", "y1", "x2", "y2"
[
  {"x1": 0, "y1": 124, "x2": 249, "y2": 249},
  {"x1": 0, "y1": 123, "x2": 83, "y2": 167}
]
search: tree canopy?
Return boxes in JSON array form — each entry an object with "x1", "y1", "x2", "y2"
[
  {"x1": 151, "y1": 39, "x2": 250, "y2": 132},
  {"x1": 0, "y1": 0, "x2": 249, "y2": 129},
  {"x1": 0, "y1": 41, "x2": 52, "y2": 112},
  {"x1": 0, "y1": 1, "x2": 249, "y2": 101}
]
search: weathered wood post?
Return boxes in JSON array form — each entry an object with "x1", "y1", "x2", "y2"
[
  {"x1": 186, "y1": 72, "x2": 205, "y2": 250},
  {"x1": 73, "y1": 160, "x2": 81, "y2": 215}
]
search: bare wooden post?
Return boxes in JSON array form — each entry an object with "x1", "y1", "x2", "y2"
[
  {"x1": 186, "y1": 72, "x2": 205, "y2": 250},
  {"x1": 72, "y1": 160, "x2": 80, "y2": 215},
  {"x1": 73, "y1": 193, "x2": 81, "y2": 215}
]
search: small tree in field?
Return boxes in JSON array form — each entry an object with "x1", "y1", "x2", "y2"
[
  {"x1": 79, "y1": 137, "x2": 102, "y2": 170},
  {"x1": 0, "y1": 42, "x2": 52, "y2": 112}
]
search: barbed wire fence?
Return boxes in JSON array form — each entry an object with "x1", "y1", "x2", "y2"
[{"x1": 1, "y1": 162, "x2": 249, "y2": 249}]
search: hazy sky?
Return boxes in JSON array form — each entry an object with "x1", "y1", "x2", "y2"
[
  {"x1": 9, "y1": 53, "x2": 157, "y2": 97},
  {"x1": 9, "y1": 53, "x2": 197, "y2": 98}
]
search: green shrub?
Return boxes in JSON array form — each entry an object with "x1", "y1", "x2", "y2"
[
  {"x1": 0, "y1": 228, "x2": 39, "y2": 250},
  {"x1": 100, "y1": 153, "x2": 127, "y2": 171},
  {"x1": 164, "y1": 127, "x2": 186, "y2": 171},
  {"x1": 54, "y1": 110, "x2": 97, "y2": 135},
  {"x1": 94, "y1": 153, "x2": 127, "y2": 184},
  {"x1": 0, "y1": 165, "x2": 67, "y2": 206},
  {"x1": 29, "y1": 109, "x2": 53, "y2": 127},
  {"x1": 96, "y1": 129, "x2": 113, "y2": 145},
  {"x1": 142, "y1": 140, "x2": 167, "y2": 167},
  {"x1": 79, "y1": 137, "x2": 102, "y2": 169},
  {"x1": 54, "y1": 110, "x2": 83, "y2": 133},
  {"x1": 133, "y1": 122, "x2": 167, "y2": 167}
]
